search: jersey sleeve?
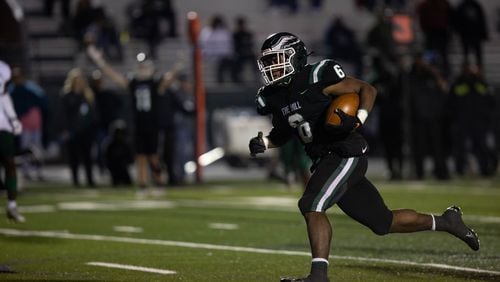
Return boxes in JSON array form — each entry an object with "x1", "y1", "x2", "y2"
[{"x1": 311, "y1": 59, "x2": 347, "y2": 88}]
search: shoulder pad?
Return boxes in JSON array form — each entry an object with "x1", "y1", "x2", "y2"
[{"x1": 309, "y1": 59, "x2": 346, "y2": 87}]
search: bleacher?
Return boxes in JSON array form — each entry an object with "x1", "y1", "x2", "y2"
[{"x1": 18, "y1": 0, "x2": 500, "y2": 91}]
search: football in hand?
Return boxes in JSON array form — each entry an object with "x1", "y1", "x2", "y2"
[{"x1": 325, "y1": 93, "x2": 360, "y2": 126}]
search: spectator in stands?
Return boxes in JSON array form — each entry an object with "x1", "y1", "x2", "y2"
[
  {"x1": 72, "y1": 0, "x2": 101, "y2": 45},
  {"x1": 232, "y1": 16, "x2": 258, "y2": 83},
  {"x1": 126, "y1": 0, "x2": 178, "y2": 58},
  {"x1": 368, "y1": 56, "x2": 403, "y2": 180},
  {"x1": 324, "y1": 17, "x2": 363, "y2": 78},
  {"x1": 84, "y1": 9, "x2": 123, "y2": 62},
  {"x1": 416, "y1": 0, "x2": 452, "y2": 77},
  {"x1": 200, "y1": 15, "x2": 234, "y2": 84},
  {"x1": 61, "y1": 68, "x2": 97, "y2": 187},
  {"x1": 87, "y1": 45, "x2": 182, "y2": 191},
  {"x1": 158, "y1": 73, "x2": 195, "y2": 186},
  {"x1": 0, "y1": 60, "x2": 25, "y2": 223},
  {"x1": 408, "y1": 52, "x2": 450, "y2": 180},
  {"x1": 448, "y1": 63, "x2": 497, "y2": 177},
  {"x1": 269, "y1": 0, "x2": 299, "y2": 14},
  {"x1": 105, "y1": 119, "x2": 133, "y2": 186},
  {"x1": 44, "y1": 0, "x2": 71, "y2": 23},
  {"x1": 366, "y1": 9, "x2": 398, "y2": 69},
  {"x1": 7, "y1": 67, "x2": 48, "y2": 181},
  {"x1": 452, "y1": 0, "x2": 489, "y2": 68}
]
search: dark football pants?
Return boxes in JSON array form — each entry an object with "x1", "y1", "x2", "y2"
[{"x1": 298, "y1": 154, "x2": 393, "y2": 235}]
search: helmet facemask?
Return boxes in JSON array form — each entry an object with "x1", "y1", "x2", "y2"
[{"x1": 258, "y1": 47, "x2": 296, "y2": 85}]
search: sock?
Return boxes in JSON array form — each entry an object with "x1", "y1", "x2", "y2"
[
  {"x1": 431, "y1": 214, "x2": 436, "y2": 231},
  {"x1": 433, "y1": 215, "x2": 449, "y2": 232},
  {"x1": 5, "y1": 177, "x2": 17, "y2": 201},
  {"x1": 310, "y1": 258, "x2": 328, "y2": 277},
  {"x1": 7, "y1": 200, "x2": 17, "y2": 210}
]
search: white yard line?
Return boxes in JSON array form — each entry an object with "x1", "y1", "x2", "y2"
[
  {"x1": 7, "y1": 198, "x2": 500, "y2": 225},
  {"x1": 113, "y1": 226, "x2": 143, "y2": 233},
  {"x1": 86, "y1": 262, "x2": 176, "y2": 275},
  {"x1": 208, "y1": 223, "x2": 239, "y2": 230},
  {"x1": 1, "y1": 228, "x2": 499, "y2": 276}
]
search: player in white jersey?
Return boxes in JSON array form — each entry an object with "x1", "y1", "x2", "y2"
[{"x1": 0, "y1": 60, "x2": 25, "y2": 222}]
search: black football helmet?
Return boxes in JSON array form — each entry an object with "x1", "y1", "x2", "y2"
[{"x1": 257, "y1": 32, "x2": 307, "y2": 85}]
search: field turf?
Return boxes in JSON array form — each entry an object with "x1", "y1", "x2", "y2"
[{"x1": 1, "y1": 178, "x2": 499, "y2": 281}]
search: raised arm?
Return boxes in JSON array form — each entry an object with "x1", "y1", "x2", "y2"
[
  {"x1": 87, "y1": 45, "x2": 129, "y2": 90},
  {"x1": 157, "y1": 62, "x2": 184, "y2": 94}
]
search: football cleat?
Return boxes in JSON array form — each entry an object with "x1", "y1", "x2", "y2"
[
  {"x1": 6, "y1": 206, "x2": 25, "y2": 223},
  {"x1": 442, "y1": 206, "x2": 479, "y2": 251},
  {"x1": 280, "y1": 275, "x2": 329, "y2": 282}
]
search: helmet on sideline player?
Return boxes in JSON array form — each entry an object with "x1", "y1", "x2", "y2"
[
  {"x1": 0, "y1": 60, "x2": 12, "y2": 94},
  {"x1": 257, "y1": 32, "x2": 307, "y2": 86}
]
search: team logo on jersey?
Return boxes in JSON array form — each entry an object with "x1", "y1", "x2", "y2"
[{"x1": 281, "y1": 101, "x2": 302, "y2": 116}]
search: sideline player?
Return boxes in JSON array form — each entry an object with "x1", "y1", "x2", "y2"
[
  {"x1": 249, "y1": 32, "x2": 480, "y2": 282},
  {"x1": 87, "y1": 45, "x2": 180, "y2": 191},
  {"x1": 0, "y1": 60, "x2": 25, "y2": 222}
]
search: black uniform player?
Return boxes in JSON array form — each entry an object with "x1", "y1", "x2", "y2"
[
  {"x1": 249, "y1": 32, "x2": 480, "y2": 282},
  {"x1": 88, "y1": 45, "x2": 181, "y2": 190}
]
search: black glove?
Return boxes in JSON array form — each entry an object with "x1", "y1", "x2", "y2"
[
  {"x1": 333, "y1": 109, "x2": 361, "y2": 133},
  {"x1": 249, "y1": 131, "x2": 266, "y2": 157}
]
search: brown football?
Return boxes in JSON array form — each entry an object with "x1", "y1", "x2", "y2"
[{"x1": 325, "y1": 93, "x2": 360, "y2": 126}]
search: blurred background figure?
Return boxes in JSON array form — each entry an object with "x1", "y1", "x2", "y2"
[
  {"x1": 365, "y1": 9, "x2": 398, "y2": 72},
  {"x1": 0, "y1": 60, "x2": 25, "y2": 222},
  {"x1": 83, "y1": 8, "x2": 123, "y2": 62},
  {"x1": 408, "y1": 52, "x2": 449, "y2": 180},
  {"x1": 452, "y1": 0, "x2": 489, "y2": 68},
  {"x1": 126, "y1": 0, "x2": 178, "y2": 58},
  {"x1": 87, "y1": 45, "x2": 182, "y2": 191},
  {"x1": 448, "y1": 63, "x2": 497, "y2": 177},
  {"x1": 232, "y1": 16, "x2": 258, "y2": 84},
  {"x1": 416, "y1": 0, "x2": 452, "y2": 77},
  {"x1": 200, "y1": 15, "x2": 234, "y2": 84},
  {"x1": 368, "y1": 56, "x2": 403, "y2": 180},
  {"x1": 324, "y1": 16, "x2": 363, "y2": 78},
  {"x1": 7, "y1": 67, "x2": 48, "y2": 181},
  {"x1": 43, "y1": 0, "x2": 70, "y2": 21},
  {"x1": 104, "y1": 119, "x2": 133, "y2": 186},
  {"x1": 159, "y1": 73, "x2": 195, "y2": 186},
  {"x1": 279, "y1": 139, "x2": 311, "y2": 189},
  {"x1": 72, "y1": 0, "x2": 101, "y2": 47},
  {"x1": 89, "y1": 70, "x2": 124, "y2": 174},
  {"x1": 61, "y1": 68, "x2": 97, "y2": 187}
]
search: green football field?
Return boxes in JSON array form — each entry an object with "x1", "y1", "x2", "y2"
[{"x1": 1, "y1": 178, "x2": 499, "y2": 281}]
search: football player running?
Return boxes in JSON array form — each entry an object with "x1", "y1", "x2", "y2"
[{"x1": 249, "y1": 32, "x2": 480, "y2": 282}]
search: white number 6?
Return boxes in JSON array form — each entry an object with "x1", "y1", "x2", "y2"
[{"x1": 333, "y1": 65, "x2": 345, "y2": 78}]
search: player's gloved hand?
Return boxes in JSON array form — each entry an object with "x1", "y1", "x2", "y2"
[
  {"x1": 11, "y1": 119, "x2": 22, "y2": 135},
  {"x1": 334, "y1": 108, "x2": 361, "y2": 133},
  {"x1": 249, "y1": 131, "x2": 266, "y2": 157}
]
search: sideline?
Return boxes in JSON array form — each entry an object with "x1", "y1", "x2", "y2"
[{"x1": 1, "y1": 228, "x2": 499, "y2": 277}]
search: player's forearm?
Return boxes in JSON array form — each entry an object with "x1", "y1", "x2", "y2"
[{"x1": 358, "y1": 82, "x2": 377, "y2": 113}]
